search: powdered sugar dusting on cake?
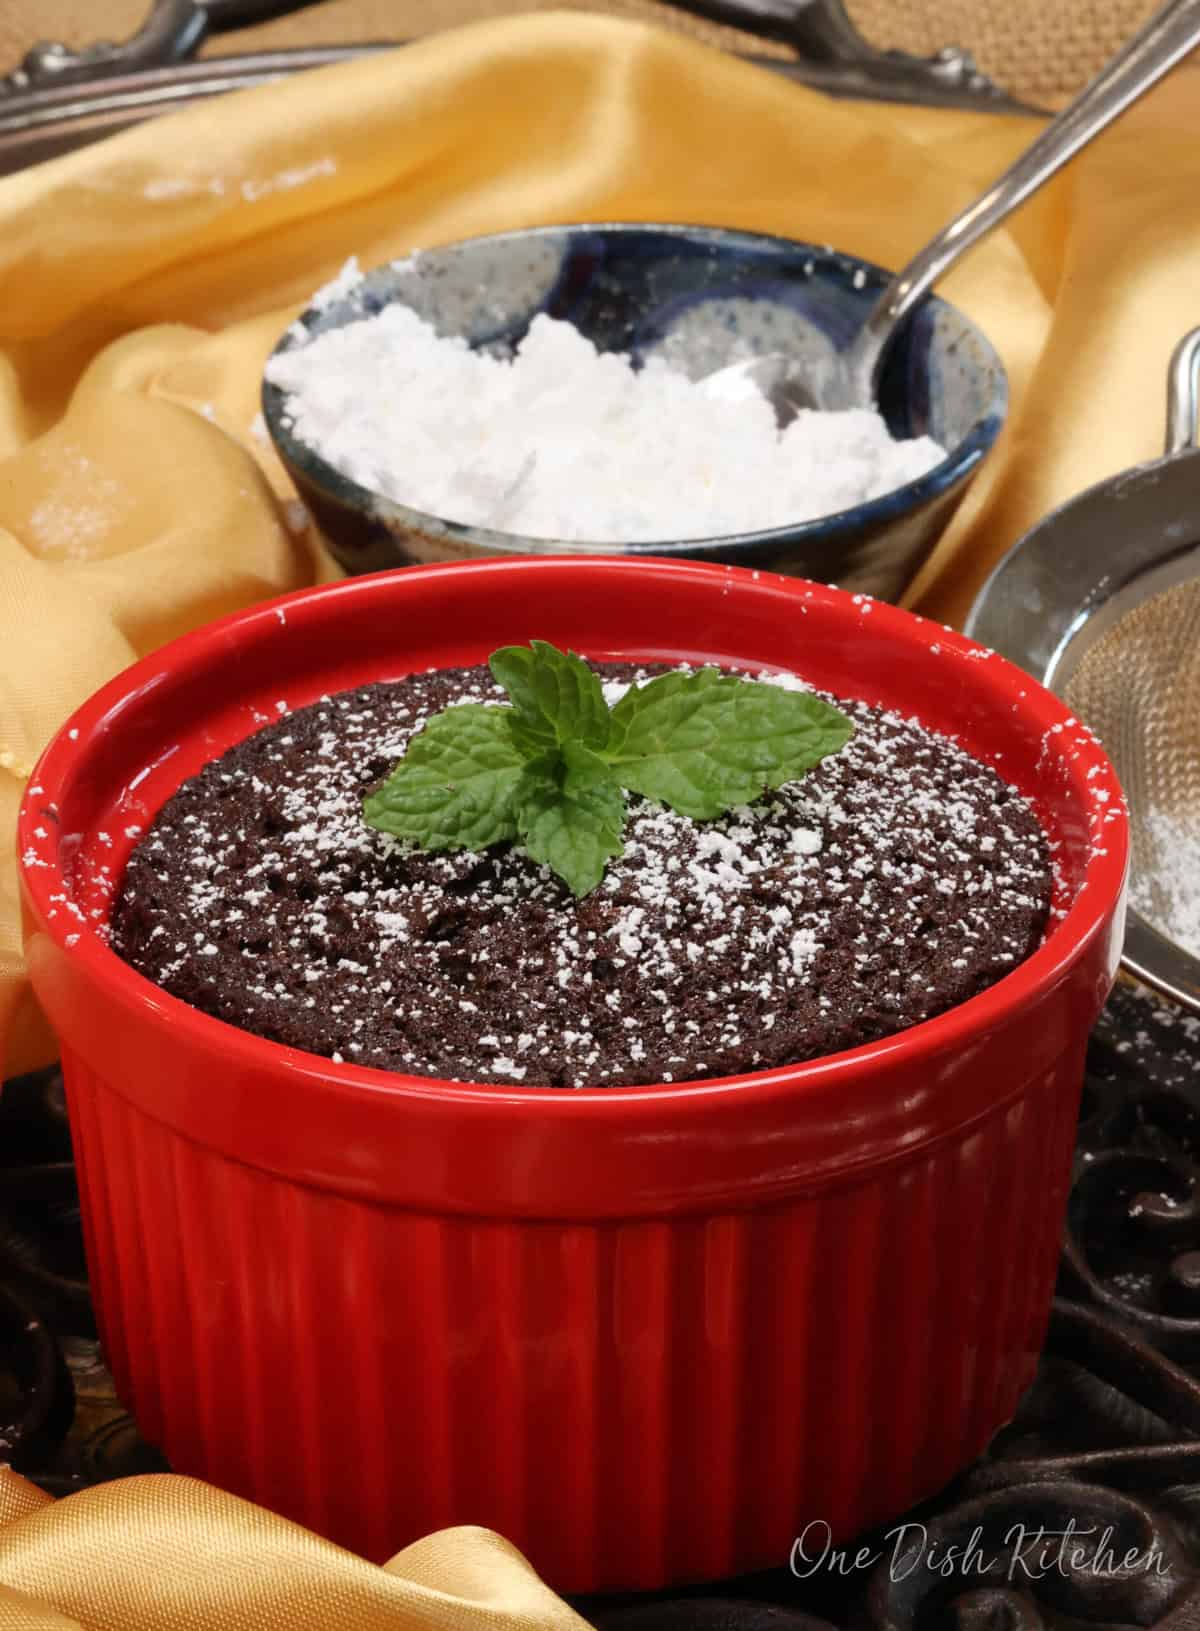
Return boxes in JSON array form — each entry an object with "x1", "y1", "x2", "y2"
[{"x1": 111, "y1": 664, "x2": 1052, "y2": 1088}]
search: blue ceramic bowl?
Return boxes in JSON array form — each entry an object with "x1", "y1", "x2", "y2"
[{"x1": 262, "y1": 224, "x2": 1007, "y2": 602}]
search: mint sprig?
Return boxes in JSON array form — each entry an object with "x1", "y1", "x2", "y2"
[
  {"x1": 363, "y1": 640, "x2": 854, "y2": 897},
  {"x1": 361, "y1": 704, "x2": 523, "y2": 851},
  {"x1": 515, "y1": 760, "x2": 626, "y2": 897}
]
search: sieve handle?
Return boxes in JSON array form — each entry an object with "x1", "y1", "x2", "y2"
[{"x1": 1166, "y1": 329, "x2": 1200, "y2": 455}]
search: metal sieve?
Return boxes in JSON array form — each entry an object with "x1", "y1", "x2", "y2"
[{"x1": 966, "y1": 328, "x2": 1200, "y2": 1013}]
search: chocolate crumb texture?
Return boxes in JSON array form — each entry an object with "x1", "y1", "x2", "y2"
[{"x1": 111, "y1": 664, "x2": 1053, "y2": 1088}]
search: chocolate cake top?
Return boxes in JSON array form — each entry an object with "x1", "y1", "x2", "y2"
[{"x1": 111, "y1": 663, "x2": 1053, "y2": 1088}]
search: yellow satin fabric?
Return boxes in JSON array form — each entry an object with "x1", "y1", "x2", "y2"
[
  {"x1": 0, "y1": 1467, "x2": 593, "y2": 1629},
  {"x1": 0, "y1": 13, "x2": 1198, "y2": 1617},
  {"x1": 0, "y1": 20, "x2": 1196, "y2": 1074}
]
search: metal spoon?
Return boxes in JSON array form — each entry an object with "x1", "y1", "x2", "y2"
[{"x1": 703, "y1": 0, "x2": 1200, "y2": 420}]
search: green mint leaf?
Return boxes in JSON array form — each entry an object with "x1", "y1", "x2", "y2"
[
  {"x1": 360, "y1": 643, "x2": 854, "y2": 897},
  {"x1": 561, "y1": 739, "x2": 617, "y2": 795},
  {"x1": 514, "y1": 763, "x2": 625, "y2": 898},
  {"x1": 607, "y1": 668, "x2": 854, "y2": 820},
  {"x1": 363, "y1": 703, "x2": 525, "y2": 850},
  {"x1": 490, "y1": 639, "x2": 612, "y2": 759}
]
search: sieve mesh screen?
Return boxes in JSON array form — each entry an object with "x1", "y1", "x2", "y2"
[{"x1": 1065, "y1": 574, "x2": 1200, "y2": 960}]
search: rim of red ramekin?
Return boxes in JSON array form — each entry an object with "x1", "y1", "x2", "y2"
[{"x1": 19, "y1": 558, "x2": 1128, "y2": 1125}]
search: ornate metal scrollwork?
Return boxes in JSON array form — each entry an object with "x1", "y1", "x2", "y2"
[
  {"x1": 0, "y1": 0, "x2": 1032, "y2": 113},
  {"x1": 0, "y1": 0, "x2": 208, "y2": 99},
  {"x1": 664, "y1": 0, "x2": 1029, "y2": 109}
]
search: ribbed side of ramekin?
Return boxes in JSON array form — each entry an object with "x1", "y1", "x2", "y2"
[{"x1": 65, "y1": 1040, "x2": 1084, "y2": 1592}]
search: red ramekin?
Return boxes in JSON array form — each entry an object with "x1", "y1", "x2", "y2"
[{"x1": 18, "y1": 559, "x2": 1128, "y2": 1592}]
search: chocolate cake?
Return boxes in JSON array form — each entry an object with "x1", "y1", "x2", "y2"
[{"x1": 110, "y1": 663, "x2": 1053, "y2": 1088}]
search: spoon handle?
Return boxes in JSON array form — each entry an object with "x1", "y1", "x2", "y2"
[{"x1": 850, "y1": 0, "x2": 1200, "y2": 399}]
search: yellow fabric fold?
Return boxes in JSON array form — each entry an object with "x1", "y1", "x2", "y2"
[
  {"x1": 0, "y1": 11, "x2": 1198, "y2": 1620},
  {"x1": 0, "y1": 1467, "x2": 592, "y2": 1630},
  {"x1": 0, "y1": 12, "x2": 1195, "y2": 1071}
]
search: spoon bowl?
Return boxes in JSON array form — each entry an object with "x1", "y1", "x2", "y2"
[{"x1": 264, "y1": 223, "x2": 1006, "y2": 602}]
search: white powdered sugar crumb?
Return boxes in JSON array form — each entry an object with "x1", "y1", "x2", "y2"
[
  {"x1": 239, "y1": 157, "x2": 337, "y2": 205},
  {"x1": 143, "y1": 173, "x2": 228, "y2": 201},
  {"x1": 263, "y1": 309, "x2": 947, "y2": 540},
  {"x1": 26, "y1": 451, "x2": 122, "y2": 560},
  {"x1": 601, "y1": 679, "x2": 633, "y2": 707},
  {"x1": 758, "y1": 669, "x2": 814, "y2": 694},
  {"x1": 310, "y1": 254, "x2": 362, "y2": 313},
  {"x1": 283, "y1": 501, "x2": 310, "y2": 536},
  {"x1": 1131, "y1": 810, "x2": 1200, "y2": 959},
  {"x1": 143, "y1": 176, "x2": 195, "y2": 202}
]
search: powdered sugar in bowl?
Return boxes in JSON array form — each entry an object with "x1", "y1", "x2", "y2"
[{"x1": 261, "y1": 224, "x2": 1006, "y2": 602}]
